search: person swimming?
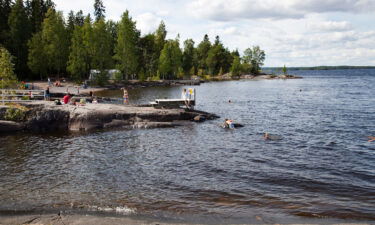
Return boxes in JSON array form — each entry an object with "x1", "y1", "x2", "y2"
[
  {"x1": 263, "y1": 133, "x2": 282, "y2": 141},
  {"x1": 223, "y1": 119, "x2": 235, "y2": 129}
]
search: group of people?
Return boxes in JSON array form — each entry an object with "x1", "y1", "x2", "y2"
[
  {"x1": 56, "y1": 93, "x2": 96, "y2": 106},
  {"x1": 181, "y1": 88, "x2": 194, "y2": 109}
]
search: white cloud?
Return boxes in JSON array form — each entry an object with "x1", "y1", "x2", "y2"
[
  {"x1": 308, "y1": 21, "x2": 353, "y2": 32},
  {"x1": 135, "y1": 13, "x2": 162, "y2": 34},
  {"x1": 54, "y1": 0, "x2": 375, "y2": 66},
  {"x1": 187, "y1": 0, "x2": 375, "y2": 21}
]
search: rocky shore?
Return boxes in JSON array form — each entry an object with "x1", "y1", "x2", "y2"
[{"x1": 0, "y1": 101, "x2": 218, "y2": 133}]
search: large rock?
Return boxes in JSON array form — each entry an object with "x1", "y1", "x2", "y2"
[
  {"x1": 25, "y1": 107, "x2": 69, "y2": 132},
  {"x1": 0, "y1": 120, "x2": 24, "y2": 132},
  {"x1": 193, "y1": 115, "x2": 206, "y2": 122},
  {"x1": 7, "y1": 101, "x2": 219, "y2": 133}
]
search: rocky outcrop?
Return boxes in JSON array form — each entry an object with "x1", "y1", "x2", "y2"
[
  {"x1": 0, "y1": 101, "x2": 219, "y2": 133},
  {"x1": 0, "y1": 120, "x2": 24, "y2": 132}
]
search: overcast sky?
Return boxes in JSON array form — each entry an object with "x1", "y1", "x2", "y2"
[{"x1": 56, "y1": 0, "x2": 375, "y2": 67}]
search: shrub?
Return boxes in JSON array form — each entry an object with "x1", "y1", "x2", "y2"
[
  {"x1": 4, "y1": 106, "x2": 28, "y2": 121},
  {"x1": 94, "y1": 70, "x2": 109, "y2": 86}
]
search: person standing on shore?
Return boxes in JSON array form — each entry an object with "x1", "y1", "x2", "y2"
[
  {"x1": 44, "y1": 87, "x2": 50, "y2": 101},
  {"x1": 122, "y1": 88, "x2": 129, "y2": 104}
]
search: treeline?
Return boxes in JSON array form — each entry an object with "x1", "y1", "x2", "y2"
[{"x1": 0, "y1": 0, "x2": 266, "y2": 83}]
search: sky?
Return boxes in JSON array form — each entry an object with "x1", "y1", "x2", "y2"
[{"x1": 56, "y1": 0, "x2": 375, "y2": 67}]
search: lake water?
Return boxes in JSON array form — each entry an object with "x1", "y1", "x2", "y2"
[{"x1": 0, "y1": 69, "x2": 374, "y2": 223}]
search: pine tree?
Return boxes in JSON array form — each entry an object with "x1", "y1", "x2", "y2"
[
  {"x1": 8, "y1": 0, "x2": 31, "y2": 79},
  {"x1": 230, "y1": 56, "x2": 241, "y2": 77},
  {"x1": 28, "y1": 32, "x2": 47, "y2": 79},
  {"x1": 155, "y1": 21, "x2": 167, "y2": 53},
  {"x1": 106, "y1": 20, "x2": 118, "y2": 61},
  {"x1": 0, "y1": 0, "x2": 12, "y2": 47},
  {"x1": 139, "y1": 33, "x2": 157, "y2": 78},
  {"x1": 94, "y1": 0, "x2": 105, "y2": 21},
  {"x1": 158, "y1": 38, "x2": 182, "y2": 80},
  {"x1": 0, "y1": 46, "x2": 18, "y2": 88},
  {"x1": 114, "y1": 10, "x2": 140, "y2": 80},
  {"x1": 182, "y1": 39, "x2": 195, "y2": 77},
  {"x1": 41, "y1": 8, "x2": 69, "y2": 75},
  {"x1": 74, "y1": 10, "x2": 84, "y2": 26},
  {"x1": 91, "y1": 18, "x2": 113, "y2": 70},
  {"x1": 67, "y1": 16, "x2": 92, "y2": 81},
  {"x1": 27, "y1": 0, "x2": 44, "y2": 33},
  {"x1": 196, "y1": 34, "x2": 211, "y2": 72}
]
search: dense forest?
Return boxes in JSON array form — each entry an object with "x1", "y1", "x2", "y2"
[{"x1": 0, "y1": 0, "x2": 266, "y2": 85}]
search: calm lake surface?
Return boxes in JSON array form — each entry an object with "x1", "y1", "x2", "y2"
[{"x1": 1, "y1": 69, "x2": 374, "y2": 223}]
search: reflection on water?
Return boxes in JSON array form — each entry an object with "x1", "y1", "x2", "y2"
[{"x1": 1, "y1": 69, "x2": 375, "y2": 223}]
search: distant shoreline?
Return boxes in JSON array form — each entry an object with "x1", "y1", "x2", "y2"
[{"x1": 264, "y1": 66, "x2": 375, "y2": 71}]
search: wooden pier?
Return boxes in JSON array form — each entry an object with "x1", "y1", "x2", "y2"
[{"x1": 150, "y1": 88, "x2": 196, "y2": 109}]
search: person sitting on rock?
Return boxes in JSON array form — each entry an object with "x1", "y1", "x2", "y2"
[
  {"x1": 63, "y1": 93, "x2": 71, "y2": 104},
  {"x1": 54, "y1": 99, "x2": 62, "y2": 105}
]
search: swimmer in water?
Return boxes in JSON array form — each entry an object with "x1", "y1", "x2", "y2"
[
  {"x1": 223, "y1": 119, "x2": 235, "y2": 129},
  {"x1": 368, "y1": 136, "x2": 375, "y2": 142},
  {"x1": 263, "y1": 133, "x2": 282, "y2": 141}
]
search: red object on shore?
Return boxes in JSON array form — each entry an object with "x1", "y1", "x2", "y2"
[{"x1": 63, "y1": 95, "x2": 71, "y2": 104}]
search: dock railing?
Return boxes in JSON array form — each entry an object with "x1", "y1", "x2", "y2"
[{"x1": 0, "y1": 89, "x2": 45, "y2": 104}]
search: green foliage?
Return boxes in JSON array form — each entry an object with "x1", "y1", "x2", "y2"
[
  {"x1": 151, "y1": 70, "x2": 161, "y2": 81},
  {"x1": 0, "y1": 0, "x2": 12, "y2": 46},
  {"x1": 243, "y1": 46, "x2": 265, "y2": 74},
  {"x1": 2, "y1": 2, "x2": 268, "y2": 82},
  {"x1": 28, "y1": 32, "x2": 47, "y2": 79},
  {"x1": 205, "y1": 36, "x2": 232, "y2": 75},
  {"x1": 154, "y1": 21, "x2": 167, "y2": 53},
  {"x1": 189, "y1": 66, "x2": 196, "y2": 76},
  {"x1": 241, "y1": 62, "x2": 253, "y2": 74},
  {"x1": 196, "y1": 34, "x2": 211, "y2": 72},
  {"x1": 197, "y1": 68, "x2": 204, "y2": 76},
  {"x1": 93, "y1": 70, "x2": 108, "y2": 86},
  {"x1": 218, "y1": 67, "x2": 224, "y2": 76},
  {"x1": 114, "y1": 10, "x2": 140, "y2": 80},
  {"x1": 67, "y1": 16, "x2": 92, "y2": 82},
  {"x1": 94, "y1": 0, "x2": 106, "y2": 21},
  {"x1": 182, "y1": 39, "x2": 196, "y2": 76},
  {"x1": 0, "y1": 47, "x2": 18, "y2": 88},
  {"x1": 139, "y1": 69, "x2": 146, "y2": 81},
  {"x1": 139, "y1": 33, "x2": 158, "y2": 79},
  {"x1": 4, "y1": 105, "x2": 28, "y2": 121},
  {"x1": 230, "y1": 56, "x2": 241, "y2": 77},
  {"x1": 282, "y1": 64, "x2": 287, "y2": 75},
  {"x1": 8, "y1": 0, "x2": 31, "y2": 79},
  {"x1": 113, "y1": 70, "x2": 123, "y2": 83},
  {"x1": 158, "y1": 38, "x2": 182, "y2": 79},
  {"x1": 91, "y1": 18, "x2": 113, "y2": 70},
  {"x1": 41, "y1": 9, "x2": 69, "y2": 75}
]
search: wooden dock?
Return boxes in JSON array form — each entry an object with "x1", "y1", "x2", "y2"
[
  {"x1": 150, "y1": 88, "x2": 196, "y2": 109},
  {"x1": 150, "y1": 99, "x2": 195, "y2": 108}
]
